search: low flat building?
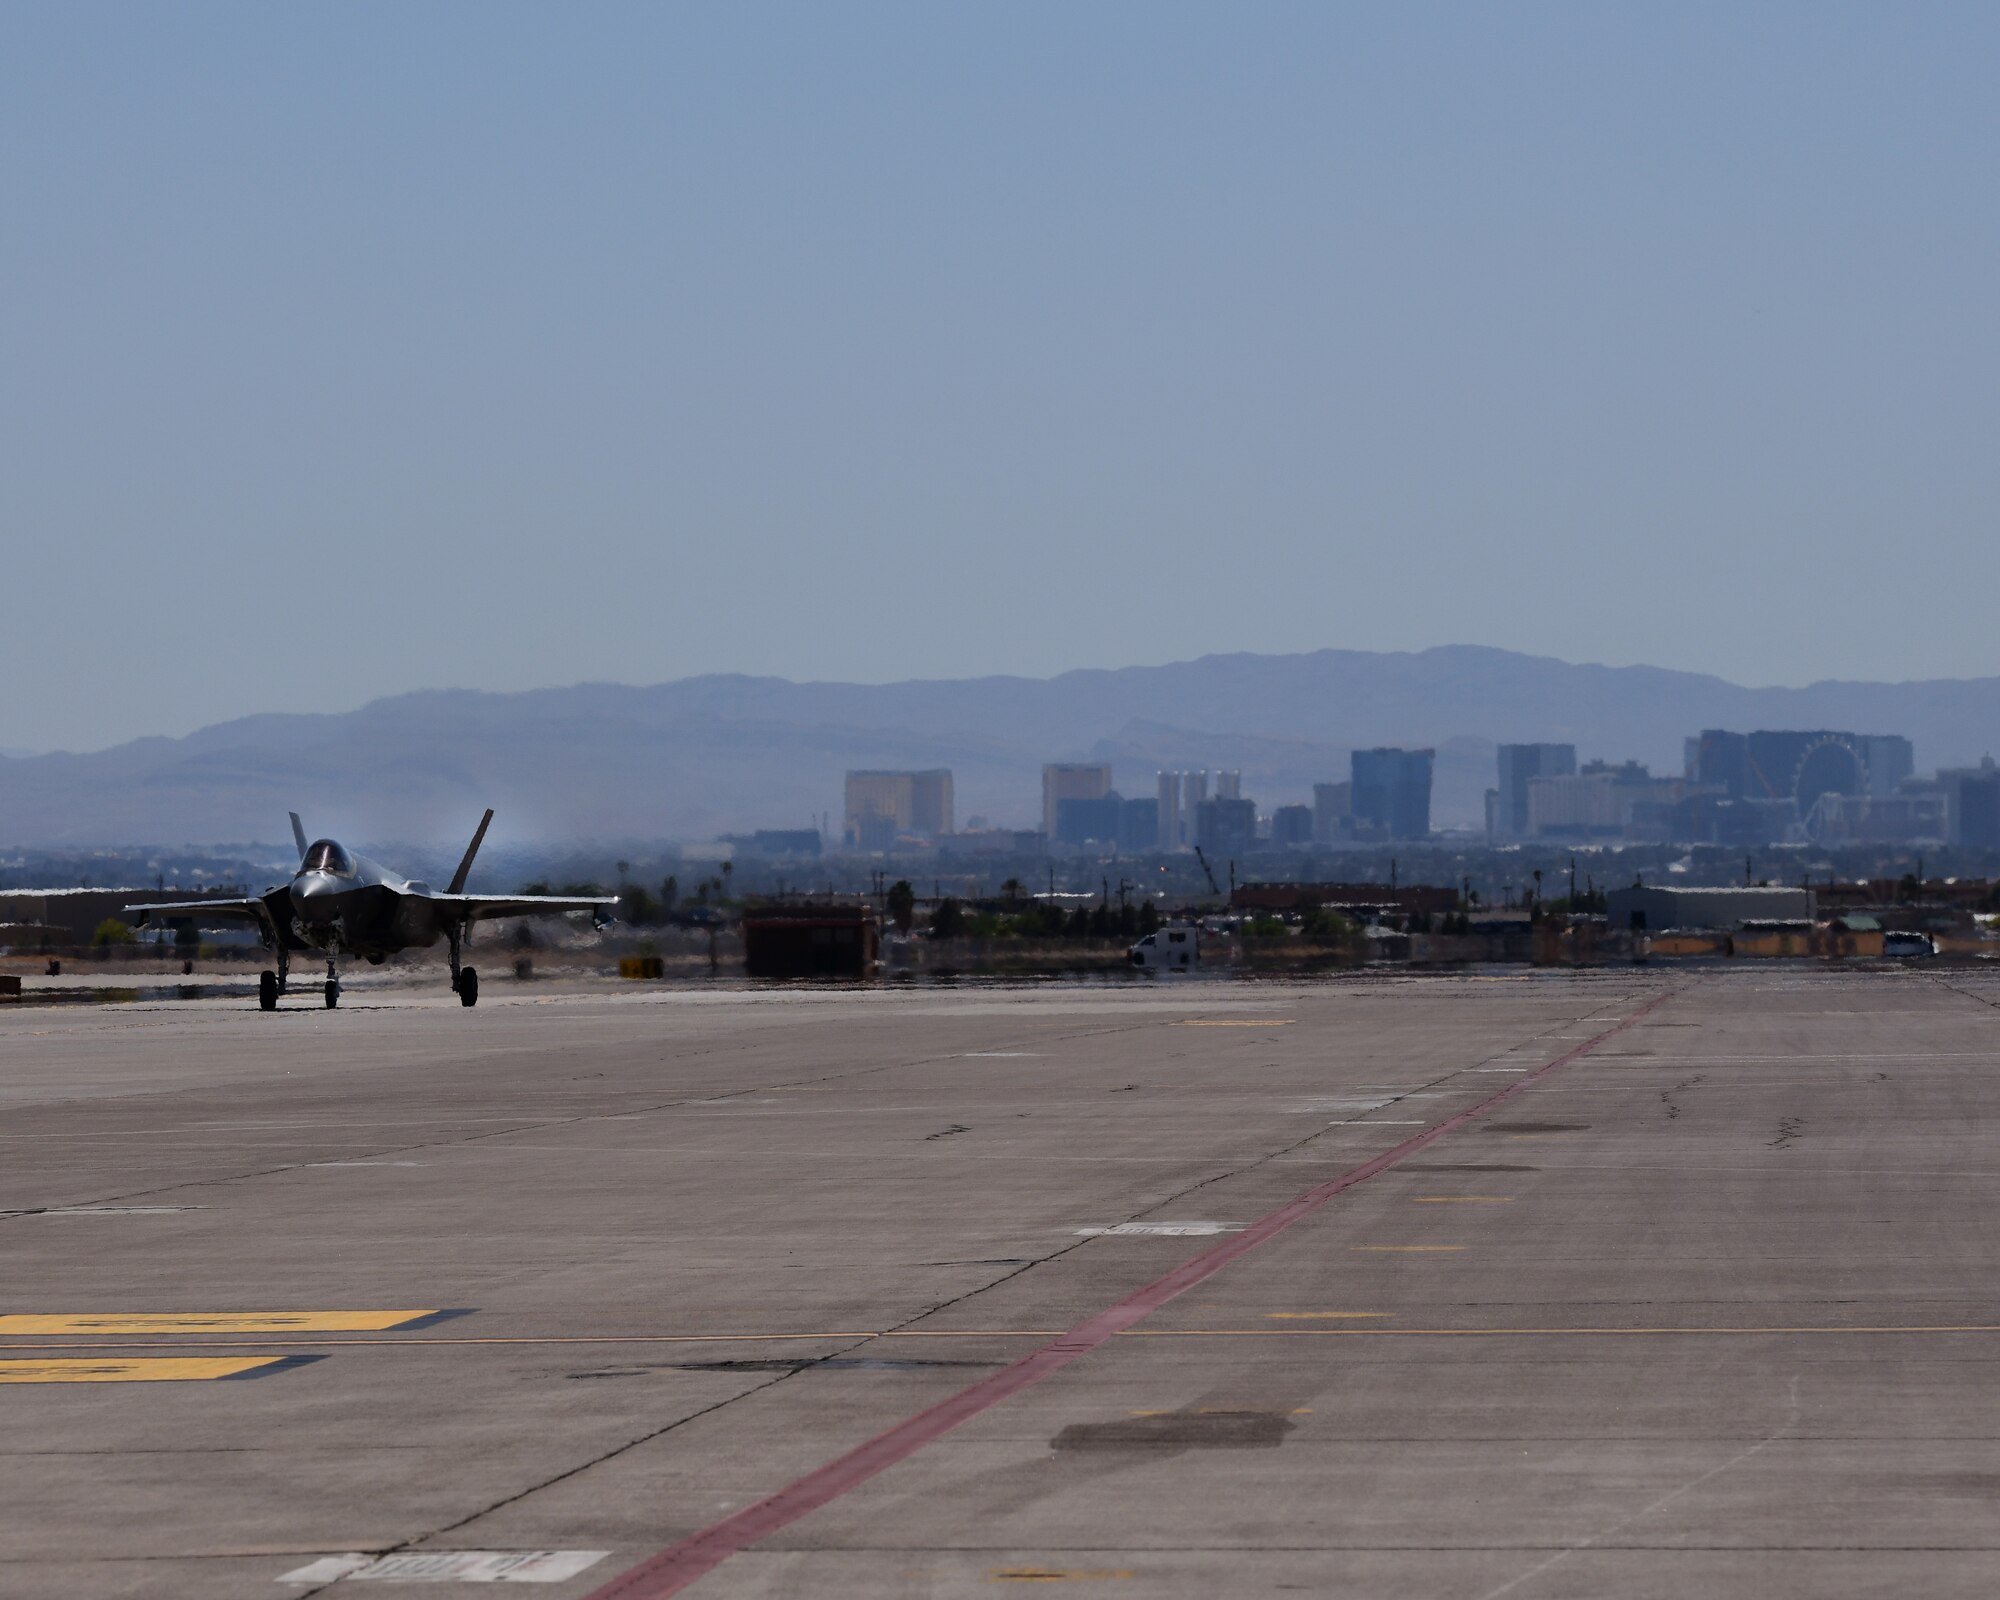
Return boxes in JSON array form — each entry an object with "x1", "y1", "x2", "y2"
[
  {"x1": 1605, "y1": 885, "x2": 1815, "y2": 932},
  {"x1": 741, "y1": 903, "x2": 879, "y2": 979}
]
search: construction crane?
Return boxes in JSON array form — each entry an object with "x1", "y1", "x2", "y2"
[{"x1": 1192, "y1": 844, "x2": 1222, "y2": 897}]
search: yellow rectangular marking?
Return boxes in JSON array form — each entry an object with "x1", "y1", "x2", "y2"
[
  {"x1": 1411, "y1": 1196, "x2": 1513, "y2": 1204},
  {"x1": 0, "y1": 1357, "x2": 287, "y2": 1383},
  {"x1": 1265, "y1": 1311, "x2": 1394, "y2": 1320},
  {"x1": 1350, "y1": 1244, "x2": 1466, "y2": 1252},
  {"x1": 1171, "y1": 1019, "x2": 1292, "y2": 1027},
  {"x1": 0, "y1": 1310, "x2": 440, "y2": 1336}
]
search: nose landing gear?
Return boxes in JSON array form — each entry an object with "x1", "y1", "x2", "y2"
[
  {"x1": 324, "y1": 956, "x2": 340, "y2": 1009},
  {"x1": 259, "y1": 970, "x2": 279, "y2": 1011}
]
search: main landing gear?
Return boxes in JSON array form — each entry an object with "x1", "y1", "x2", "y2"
[
  {"x1": 324, "y1": 956, "x2": 341, "y2": 1009},
  {"x1": 260, "y1": 945, "x2": 291, "y2": 1011},
  {"x1": 449, "y1": 921, "x2": 479, "y2": 1007}
]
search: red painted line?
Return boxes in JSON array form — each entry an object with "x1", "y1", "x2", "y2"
[{"x1": 579, "y1": 988, "x2": 1677, "y2": 1599}]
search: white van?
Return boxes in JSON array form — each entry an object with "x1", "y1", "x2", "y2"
[{"x1": 1130, "y1": 926, "x2": 1200, "y2": 970}]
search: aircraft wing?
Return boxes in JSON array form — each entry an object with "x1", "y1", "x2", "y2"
[
  {"x1": 126, "y1": 897, "x2": 284, "y2": 942},
  {"x1": 424, "y1": 893, "x2": 620, "y2": 926},
  {"x1": 127, "y1": 897, "x2": 270, "y2": 925}
]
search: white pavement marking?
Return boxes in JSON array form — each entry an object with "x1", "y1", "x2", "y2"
[
  {"x1": 959, "y1": 1052, "x2": 1044, "y2": 1058},
  {"x1": 9, "y1": 1206, "x2": 209, "y2": 1216},
  {"x1": 279, "y1": 1551, "x2": 609, "y2": 1584},
  {"x1": 1322, "y1": 1120, "x2": 1429, "y2": 1125},
  {"x1": 1074, "y1": 1221, "x2": 1246, "y2": 1237},
  {"x1": 305, "y1": 1162, "x2": 426, "y2": 1168}
]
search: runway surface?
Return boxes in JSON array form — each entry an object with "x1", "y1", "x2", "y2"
[{"x1": 6, "y1": 967, "x2": 2000, "y2": 1597}]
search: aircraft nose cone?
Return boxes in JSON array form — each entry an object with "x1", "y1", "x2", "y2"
[{"x1": 291, "y1": 874, "x2": 337, "y2": 911}]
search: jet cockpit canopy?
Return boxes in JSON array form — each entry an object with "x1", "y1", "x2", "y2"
[{"x1": 300, "y1": 840, "x2": 357, "y2": 878}]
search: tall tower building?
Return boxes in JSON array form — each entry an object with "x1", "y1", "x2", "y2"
[
  {"x1": 1351, "y1": 748, "x2": 1435, "y2": 839},
  {"x1": 1494, "y1": 744, "x2": 1576, "y2": 838},
  {"x1": 1042, "y1": 764, "x2": 1112, "y2": 839}
]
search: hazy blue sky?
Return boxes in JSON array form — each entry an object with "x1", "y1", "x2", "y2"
[{"x1": 5, "y1": 3, "x2": 1997, "y2": 752}]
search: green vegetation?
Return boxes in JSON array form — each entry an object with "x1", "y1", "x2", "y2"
[
  {"x1": 91, "y1": 918, "x2": 133, "y2": 947},
  {"x1": 886, "y1": 879, "x2": 916, "y2": 933}
]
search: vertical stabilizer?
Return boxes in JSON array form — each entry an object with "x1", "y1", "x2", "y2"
[
  {"x1": 448, "y1": 810, "x2": 496, "y2": 895},
  {"x1": 289, "y1": 812, "x2": 308, "y2": 862}
]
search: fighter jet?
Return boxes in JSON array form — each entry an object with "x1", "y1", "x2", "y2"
[{"x1": 128, "y1": 811, "x2": 617, "y2": 1010}]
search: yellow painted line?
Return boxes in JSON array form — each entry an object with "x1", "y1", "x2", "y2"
[
  {"x1": 1265, "y1": 1311, "x2": 1393, "y2": 1320},
  {"x1": 1349, "y1": 1244, "x2": 1467, "y2": 1252},
  {"x1": 0, "y1": 1356, "x2": 295, "y2": 1383},
  {"x1": 1411, "y1": 1196, "x2": 1513, "y2": 1204},
  {"x1": 990, "y1": 1569, "x2": 1134, "y2": 1582},
  {"x1": 1170, "y1": 1019, "x2": 1294, "y2": 1027},
  {"x1": 0, "y1": 1310, "x2": 443, "y2": 1336}
]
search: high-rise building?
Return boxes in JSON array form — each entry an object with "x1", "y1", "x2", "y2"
[
  {"x1": 1155, "y1": 770, "x2": 1216, "y2": 849},
  {"x1": 1270, "y1": 804, "x2": 1314, "y2": 847},
  {"x1": 1117, "y1": 798, "x2": 1159, "y2": 852},
  {"x1": 843, "y1": 769, "x2": 953, "y2": 846},
  {"x1": 1195, "y1": 796, "x2": 1257, "y2": 861},
  {"x1": 1861, "y1": 736, "x2": 1916, "y2": 797},
  {"x1": 1943, "y1": 758, "x2": 2000, "y2": 849},
  {"x1": 1156, "y1": 772, "x2": 1181, "y2": 850},
  {"x1": 1216, "y1": 770, "x2": 1242, "y2": 800},
  {"x1": 1350, "y1": 748, "x2": 1434, "y2": 839},
  {"x1": 1054, "y1": 794, "x2": 1124, "y2": 845},
  {"x1": 1043, "y1": 764, "x2": 1112, "y2": 838},
  {"x1": 1493, "y1": 744, "x2": 1576, "y2": 839},
  {"x1": 1312, "y1": 781, "x2": 1352, "y2": 845},
  {"x1": 909, "y1": 770, "x2": 954, "y2": 836}
]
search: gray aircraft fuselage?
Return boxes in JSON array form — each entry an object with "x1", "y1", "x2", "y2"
[{"x1": 288, "y1": 838, "x2": 463, "y2": 961}]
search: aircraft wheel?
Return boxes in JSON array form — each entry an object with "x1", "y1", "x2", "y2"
[
  {"x1": 259, "y1": 971, "x2": 278, "y2": 1011},
  {"x1": 324, "y1": 980, "x2": 340, "y2": 1009},
  {"x1": 458, "y1": 967, "x2": 479, "y2": 1008}
]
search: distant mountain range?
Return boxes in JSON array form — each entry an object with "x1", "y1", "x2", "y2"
[{"x1": 3, "y1": 646, "x2": 1998, "y2": 847}]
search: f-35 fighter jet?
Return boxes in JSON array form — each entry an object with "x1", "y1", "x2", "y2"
[{"x1": 128, "y1": 811, "x2": 616, "y2": 1010}]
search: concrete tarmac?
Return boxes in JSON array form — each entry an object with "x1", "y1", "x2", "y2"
[{"x1": 6, "y1": 967, "x2": 2000, "y2": 1597}]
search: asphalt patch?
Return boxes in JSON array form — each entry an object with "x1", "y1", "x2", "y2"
[
  {"x1": 1052, "y1": 1411, "x2": 1295, "y2": 1451},
  {"x1": 1401, "y1": 1162, "x2": 1541, "y2": 1172}
]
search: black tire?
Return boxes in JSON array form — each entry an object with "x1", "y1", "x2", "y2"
[
  {"x1": 324, "y1": 980, "x2": 339, "y2": 1009},
  {"x1": 259, "y1": 971, "x2": 278, "y2": 1012},
  {"x1": 459, "y1": 967, "x2": 479, "y2": 1008}
]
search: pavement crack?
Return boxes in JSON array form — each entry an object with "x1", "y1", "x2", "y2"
[
  {"x1": 290, "y1": 1363, "x2": 833, "y2": 1597},
  {"x1": 1473, "y1": 1375, "x2": 1803, "y2": 1600}
]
